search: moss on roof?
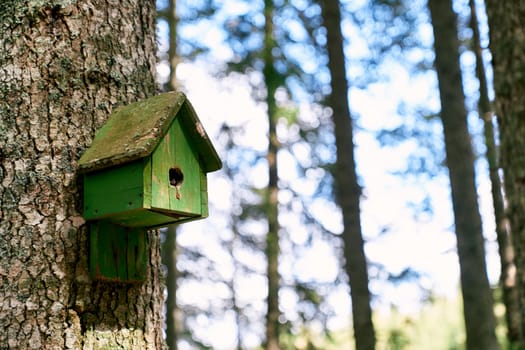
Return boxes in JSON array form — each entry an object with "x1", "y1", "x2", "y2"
[{"x1": 78, "y1": 91, "x2": 221, "y2": 173}]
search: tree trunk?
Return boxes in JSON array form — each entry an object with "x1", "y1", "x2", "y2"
[
  {"x1": 319, "y1": 1, "x2": 376, "y2": 349},
  {"x1": 485, "y1": 0, "x2": 525, "y2": 345},
  {"x1": 263, "y1": 0, "x2": 281, "y2": 349},
  {"x1": 163, "y1": 1, "x2": 180, "y2": 348},
  {"x1": 163, "y1": 226, "x2": 179, "y2": 350},
  {"x1": 427, "y1": 1, "x2": 499, "y2": 349},
  {"x1": 469, "y1": 0, "x2": 523, "y2": 345},
  {"x1": 0, "y1": 1, "x2": 164, "y2": 348}
]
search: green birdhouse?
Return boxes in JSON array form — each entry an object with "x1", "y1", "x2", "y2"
[{"x1": 78, "y1": 91, "x2": 221, "y2": 282}]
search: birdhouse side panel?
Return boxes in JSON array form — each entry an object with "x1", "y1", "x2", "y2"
[
  {"x1": 200, "y1": 171, "x2": 209, "y2": 218},
  {"x1": 83, "y1": 160, "x2": 147, "y2": 220},
  {"x1": 150, "y1": 118, "x2": 202, "y2": 216}
]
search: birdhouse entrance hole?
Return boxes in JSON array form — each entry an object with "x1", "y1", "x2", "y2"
[{"x1": 169, "y1": 166, "x2": 184, "y2": 199}]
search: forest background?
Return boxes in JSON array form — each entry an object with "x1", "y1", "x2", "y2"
[
  {"x1": 154, "y1": 0, "x2": 508, "y2": 349},
  {"x1": 0, "y1": 0, "x2": 518, "y2": 348}
]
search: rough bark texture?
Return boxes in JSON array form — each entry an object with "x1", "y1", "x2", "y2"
[
  {"x1": 319, "y1": 1, "x2": 376, "y2": 349},
  {"x1": 263, "y1": 0, "x2": 281, "y2": 349},
  {"x1": 427, "y1": 1, "x2": 499, "y2": 349},
  {"x1": 485, "y1": 0, "x2": 525, "y2": 345},
  {"x1": 0, "y1": 1, "x2": 164, "y2": 348},
  {"x1": 470, "y1": 0, "x2": 523, "y2": 345}
]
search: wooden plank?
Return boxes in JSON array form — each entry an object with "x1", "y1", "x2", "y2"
[
  {"x1": 151, "y1": 118, "x2": 202, "y2": 216},
  {"x1": 109, "y1": 208, "x2": 185, "y2": 228},
  {"x1": 83, "y1": 160, "x2": 145, "y2": 220},
  {"x1": 127, "y1": 227, "x2": 147, "y2": 281},
  {"x1": 90, "y1": 221, "x2": 119, "y2": 281},
  {"x1": 168, "y1": 118, "x2": 201, "y2": 214},
  {"x1": 89, "y1": 221, "x2": 146, "y2": 282},
  {"x1": 200, "y1": 172, "x2": 208, "y2": 218},
  {"x1": 143, "y1": 156, "x2": 152, "y2": 208}
]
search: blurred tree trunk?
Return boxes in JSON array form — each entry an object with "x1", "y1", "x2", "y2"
[
  {"x1": 0, "y1": 0, "x2": 164, "y2": 349},
  {"x1": 469, "y1": 0, "x2": 522, "y2": 345},
  {"x1": 319, "y1": 1, "x2": 376, "y2": 349},
  {"x1": 222, "y1": 129, "x2": 246, "y2": 350},
  {"x1": 263, "y1": 0, "x2": 281, "y2": 349},
  {"x1": 163, "y1": 226, "x2": 179, "y2": 350},
  {"x1": 427, "y1": 1, "x2": 499, "y2": 349},
  {"x1": 167, "y1": 0, "x2": 179, "y2": 92},
  {"x1": 485, "y1": 1, "x2": 525, "y2": 346},
  {"x1": 162, "y1": 0, "x2": 180, "y2": 348}
]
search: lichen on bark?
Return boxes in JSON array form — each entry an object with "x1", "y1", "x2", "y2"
[{"x1": 0, "y1": 1, "x2": 164, "y2": 348}]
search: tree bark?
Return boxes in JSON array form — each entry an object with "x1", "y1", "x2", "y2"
[
  {"x1": 427, "y1": 1, "x2": 499, "y2": 349},
  {"x1": 485, "y1": 0, "x2": 525, "y2": 345},
  {"x1": 319, "y1": 1, "x2": 376, "y2": 349},
  {"x1": 0, "y1": 1, "x2": 164, "y2": 348},
  {"x1": 469, "y1": 0, "x2": 523, "y2": 345}
]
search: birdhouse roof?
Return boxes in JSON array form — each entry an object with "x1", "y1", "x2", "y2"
[{"x1": 78, "y1": 91, "x2": 222, "y2": 173}]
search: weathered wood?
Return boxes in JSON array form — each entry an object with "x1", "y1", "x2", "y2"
[
  {"x1": 83, "y1": 160, "x2": 147, "y2": 220},
  {"x1": 151, "y1": 117, "x2": 202, "y2": 215},
  {"x1": 90, "y1": 221, "x2": 147, "y2": 282},
  {"x1": 80, "y1": 92, "x2": 221, "y2": 229},
  {"x1": 78, "y1": 91, "x2": 221, "y2": 174},
  {"x1": 80, "y1": 91, "x2": 221, "y2": 281}
]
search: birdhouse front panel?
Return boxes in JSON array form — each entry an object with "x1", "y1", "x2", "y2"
[{"x1": 150, "y1": 117, "x2": 203, "y2": 217}]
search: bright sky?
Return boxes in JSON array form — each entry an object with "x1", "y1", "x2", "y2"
[
  {"x1": 156, "y1": 0, "x2": 500, "y2": 347},
  {"x1": 156, "y1": 61, "x2": 501, "y2": 349}
]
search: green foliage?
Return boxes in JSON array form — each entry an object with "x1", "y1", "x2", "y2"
[
  {"x1": 278, "y1": 295, "x2": 468, "y2": 350},
  {"x1": 292, "y1": 293, "x2": 514, "y2": 350},
  {"x1": 383, "y1": 298, "x2": 465, "y2": 350}
]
